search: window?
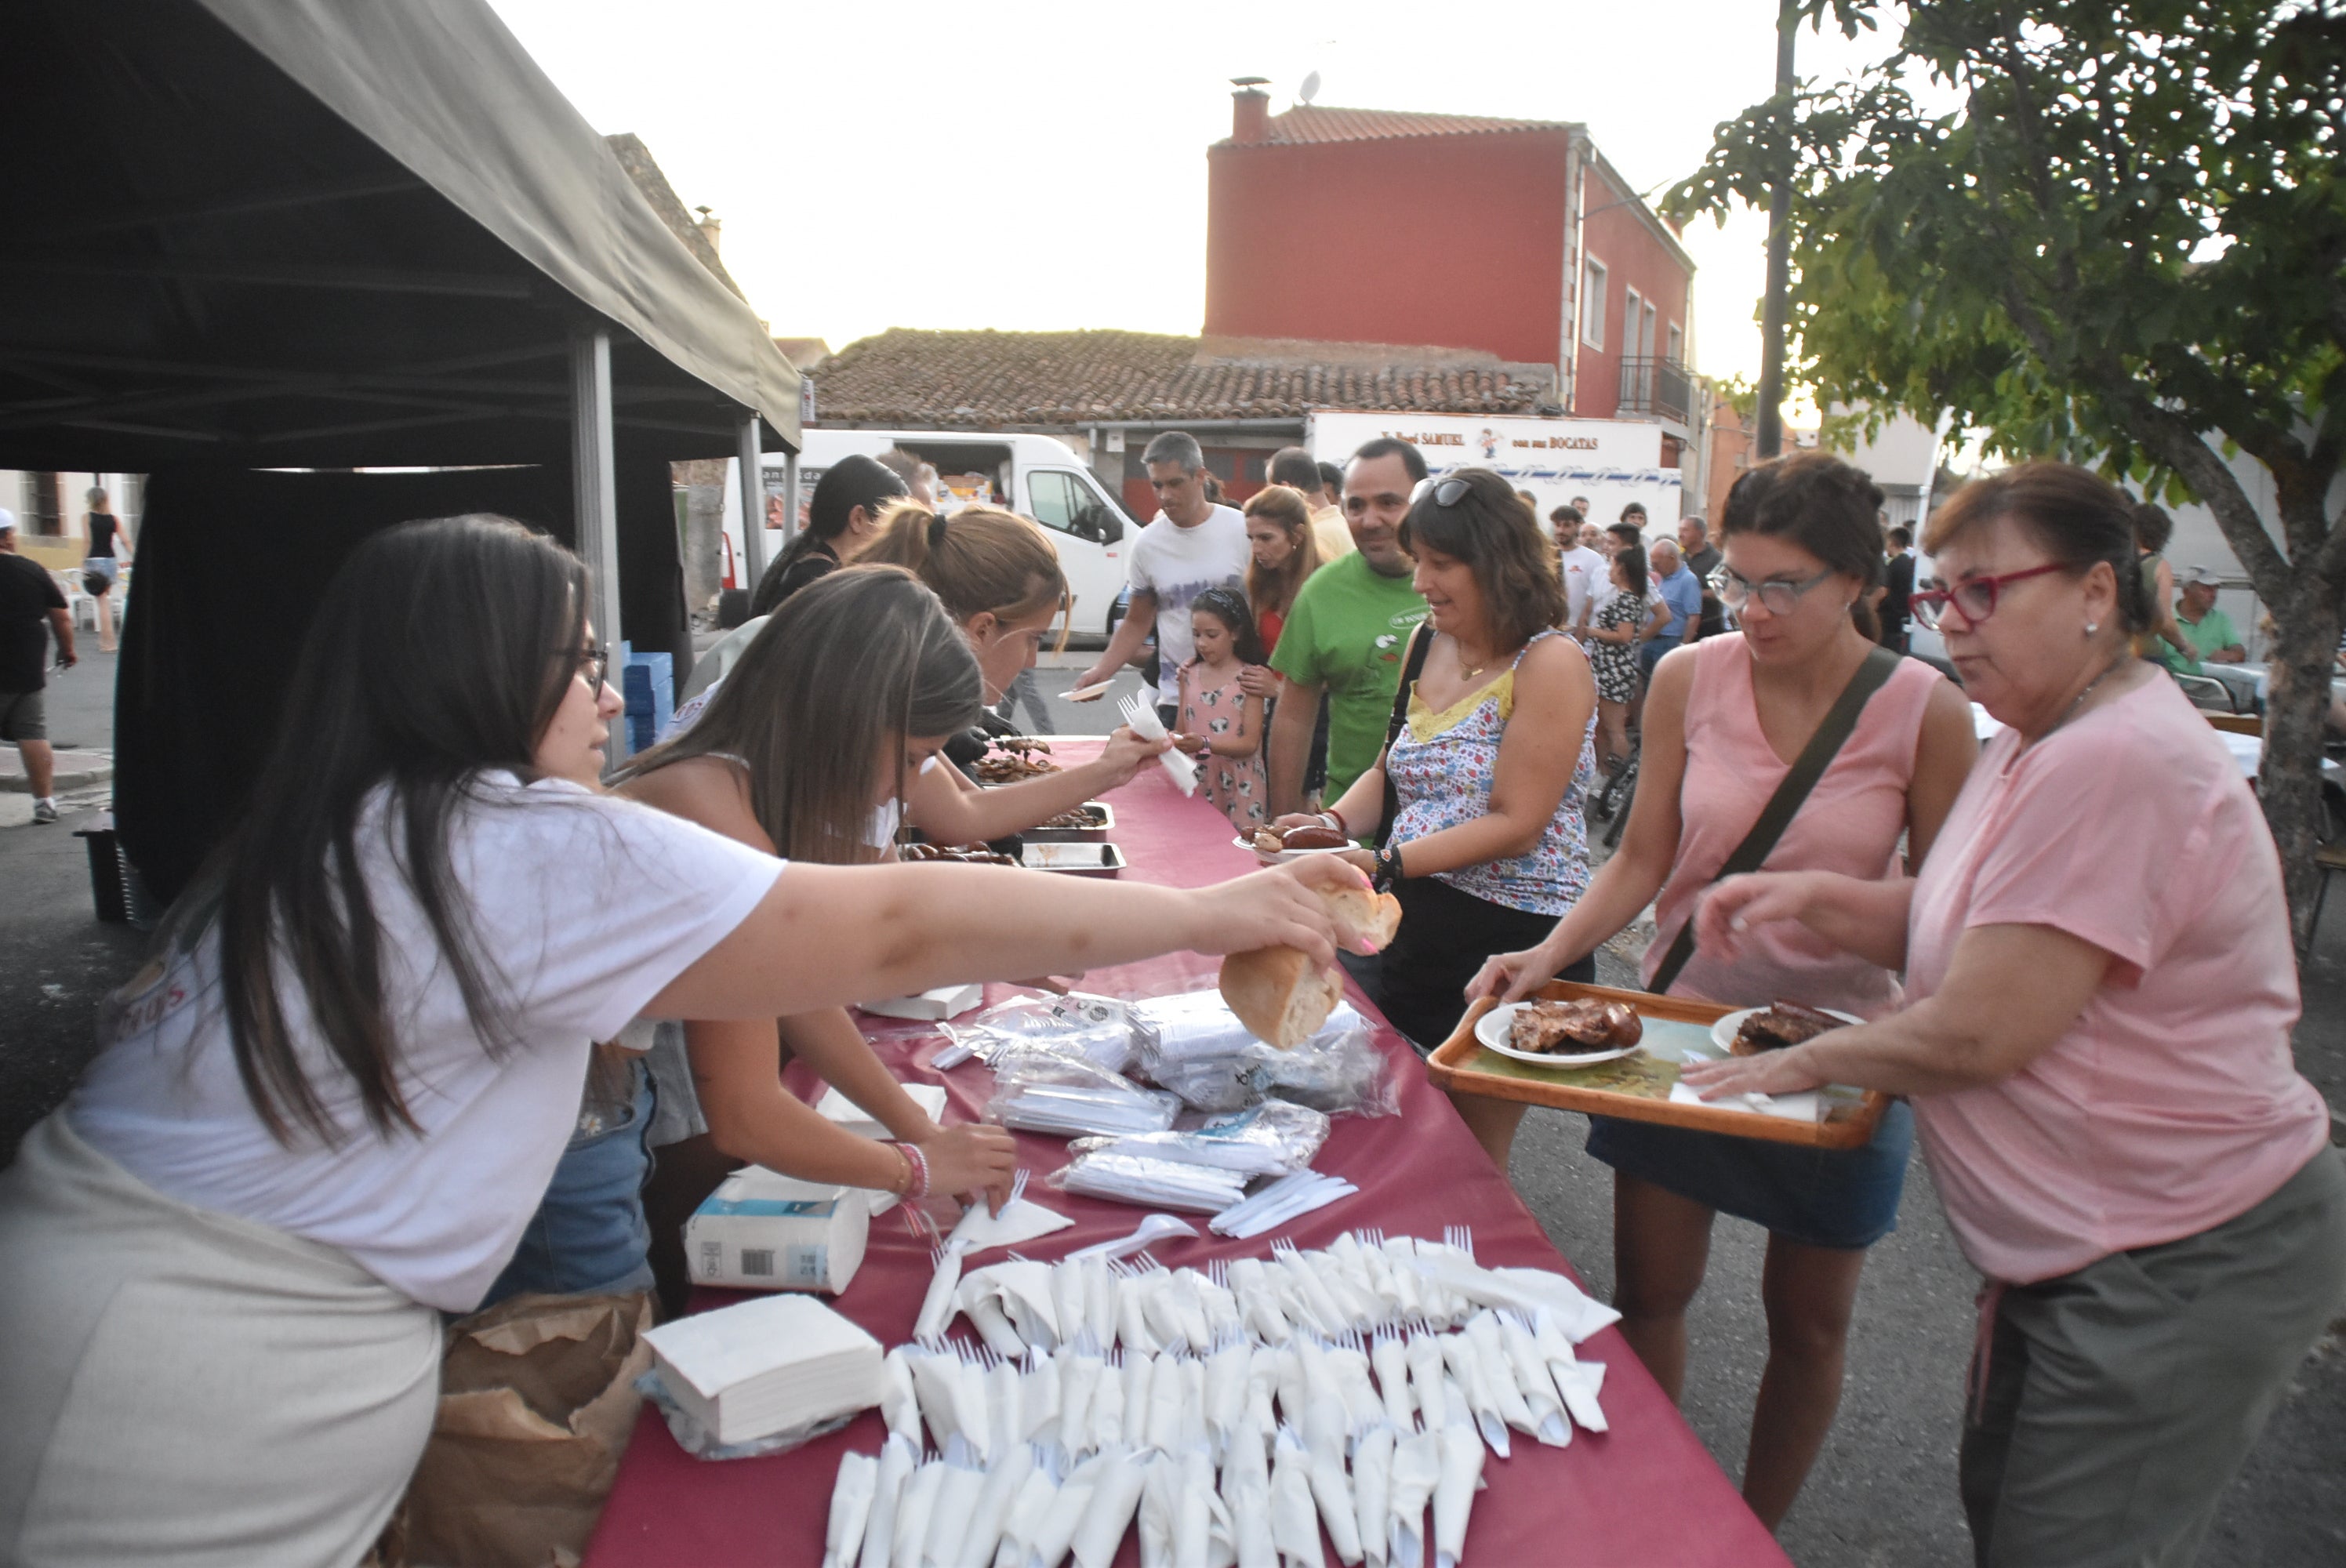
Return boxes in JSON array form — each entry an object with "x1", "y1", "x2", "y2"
[
  {"x1": 19, "y1": 472, "x2": 61, "y2": 535},
  {"x1": 1029, "y1": 469, "x2": 1120, "y2": 545},
  {"x1": 1666, "y1": 322, "x2": 1684, "y2": 365},
  {"x1": 1640, "y1": 300, "x2": 1658, "y2": 360},
  {"x1": 1581, "y1": 257, "x2": 1607, "y2": 349},
  {"x1": 1622, "y1": 287, "x2": 1643, "y2": 356}
]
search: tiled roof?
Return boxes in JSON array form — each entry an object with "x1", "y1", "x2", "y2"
[
  {"x1": 808, "y1": 329, "x2": 1557, "y2": 425},
  {"x1": 1219, "y1": 104, "x2": 1569, "y2": 148}
]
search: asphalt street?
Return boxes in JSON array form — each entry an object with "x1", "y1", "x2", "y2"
[{"x1": 1, "y1": 643, "x2": 2337, "y2": 1564}]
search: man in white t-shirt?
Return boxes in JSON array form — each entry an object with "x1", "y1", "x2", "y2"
[
  {"x1": 1550, "y1": 503, "x2": 1610, "y2": 630},
  {"x1": 1073, "y1": 430, "x2": 1250, "y2": 720}
]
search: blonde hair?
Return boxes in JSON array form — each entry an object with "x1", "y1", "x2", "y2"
[
  {"x1": 859, "y1": 502, "x2": 1070, "y2": 639},
  {"x1": 1243, "y1": 485, "x2": 1320, "y2": 619}
]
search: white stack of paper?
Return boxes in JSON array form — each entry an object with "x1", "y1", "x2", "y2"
[
  {"x1": 861, "y1": 982, "x2": 987, "y2": 1022},
  {"x1": 686, "y1": 1165, "x2": 870, "y2": 1294},
  {"x1": 816, "y1": 1083, "x2": 950, "y2": 1139},
  {"x1": 642, "y1": 1294, "x2": 884, "y2": 1446}
]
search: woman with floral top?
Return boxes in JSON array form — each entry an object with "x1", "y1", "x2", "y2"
[{"x1": 1271, "y1": 468, "x2": 1597, "y2": 1152}]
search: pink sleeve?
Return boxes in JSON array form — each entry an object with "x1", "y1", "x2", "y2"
[{"x1": 1956, "y1": 738, "x2": 2208, "y2": 984}]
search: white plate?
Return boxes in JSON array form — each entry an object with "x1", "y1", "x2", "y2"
[
  {"x1": 1062, "y1": 681, "x2": 1114, "y2": 702},
  {"x1": 1474, "y1": 1001, "x2": 1643, "y2": 1067},
  {"x1": 1233, "y1": 834, "x2": 1354, "y2": 865},
  {"x1": 1709, "y1": 1005, "x2": 1864, "y2": 1055}
]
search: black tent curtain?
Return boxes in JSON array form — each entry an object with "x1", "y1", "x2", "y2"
[{"x1": 115, "y1": 457, "x2": 688, "y2": 906}]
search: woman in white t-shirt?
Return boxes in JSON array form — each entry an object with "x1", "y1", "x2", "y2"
[{"x1": 0, "y1": 516, "x2": 1361, "y2": 1566}]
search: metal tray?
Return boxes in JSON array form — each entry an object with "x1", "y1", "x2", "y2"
[
  {"x1": 1425, "y1": 980, "x2": 1888, "y2": 1149},
  {"x1": 1018, "y1": 841, "x2": 1126, "y2": 878},
  {"x1": 1021, "y1": 801, "x2": 1117, "y2": 842}
]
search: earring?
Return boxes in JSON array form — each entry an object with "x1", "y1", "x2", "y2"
[{"x1": 2085, "y1": 622, "x2": 2099, "y2": 635}]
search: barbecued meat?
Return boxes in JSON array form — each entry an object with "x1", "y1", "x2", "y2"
[
  {"x1": 1731, "y1": 1002, "x2": 1845, "y2": 1055},
  {"x1": 898, "y1": 842, "x2": 1017, "y2": 866},
  {"x1": 1508, "y1": 999, "x2": 1643, "y2": 1054}
]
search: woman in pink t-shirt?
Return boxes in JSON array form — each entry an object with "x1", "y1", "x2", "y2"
[
  {"x1": 1470, "y1": 453, "x2": 1978, "y2": 1530},
  {"x1": 1689, "y1": 463, "x2": 2346, "y2": 1566}
]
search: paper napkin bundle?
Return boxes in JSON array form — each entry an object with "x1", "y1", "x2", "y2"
[{"x1": 643, "y1": 1294, "x2": 882, "y2": 1446}]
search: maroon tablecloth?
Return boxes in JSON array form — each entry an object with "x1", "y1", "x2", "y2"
[{"x1": 584, "y1": 745, "x2": 1785, "y2": 1567}]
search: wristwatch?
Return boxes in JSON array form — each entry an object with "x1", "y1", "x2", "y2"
[{"x1": 1373, "y1": 841, "x2": 1404, "y2": 893}]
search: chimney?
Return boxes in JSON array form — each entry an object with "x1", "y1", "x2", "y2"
[
  {"x1": 1230, "y1": 78, "x2": 1270, "y2": 144},
  {"x1": 694, "y1": 204, "x2": 722, "y2": 253}
]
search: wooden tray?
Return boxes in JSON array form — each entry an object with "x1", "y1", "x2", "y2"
[{"x1": 1425, "y1": 981, "x2": 1889, "y2": 1149}]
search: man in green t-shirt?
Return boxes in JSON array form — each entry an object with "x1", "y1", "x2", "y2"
[
  {"x1": 1267, "y1": 438, "x2": 1429, "y2": 815},
  {"x1": 2162, "y1": 566, "x2": 2245, "y2": 676}
]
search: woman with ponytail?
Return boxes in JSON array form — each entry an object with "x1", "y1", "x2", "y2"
[{"x1": 748, "y1": 452, "x2": 908, "y2": 616}]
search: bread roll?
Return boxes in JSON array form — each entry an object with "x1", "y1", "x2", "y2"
[
  {"x1": 1215, "y1": 884, "x2": 1401, "y2": 1049},
  {"x1": 1219, "y1": 946, "x2": 1347, "y2": 1051}
]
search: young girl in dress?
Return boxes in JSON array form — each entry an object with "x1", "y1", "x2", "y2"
[{"x1": 1175, "y1": 586, "x2": 1269, "y2": 832}]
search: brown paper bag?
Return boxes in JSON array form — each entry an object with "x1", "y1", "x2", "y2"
[{"x1": 401, "y1": 1291, "x2": 655, "y2": 1568}]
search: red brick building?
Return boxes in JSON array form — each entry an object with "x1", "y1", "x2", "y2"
[{"x1": 1204, "y1": 90, "x2": 1698, "y2": 457}]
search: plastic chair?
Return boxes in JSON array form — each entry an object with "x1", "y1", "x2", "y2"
[{"x1": 52, "y1": 570, "x2": 98, "y2": 632}]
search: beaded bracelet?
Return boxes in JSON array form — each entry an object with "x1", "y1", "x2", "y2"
[
  {"x1": 1322, "y1": 806, "x2": 1349, "y2": 838},
  {"x1": 892, "y1": 1141, "x2": 931, "y2": 1202}
]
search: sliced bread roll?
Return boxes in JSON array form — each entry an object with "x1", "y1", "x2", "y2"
[{"x1": 1216, "y1": 884, "x2": 1402, "y2": 1049}]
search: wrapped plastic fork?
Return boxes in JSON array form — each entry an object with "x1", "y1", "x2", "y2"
[
  {"x1": 1054, "y1": 1151, "x2": 1249, "y2": 1214},
  {"x1": 1070, "y1": 1099, "x2": 1331, "y2": 1178},
  {"x1": 987, "y1": 1054, "x2": 1183, "y2": 1138},
  {"x1": 1210, "y1": 1171, "x2": 1358, "y2": 1240}
]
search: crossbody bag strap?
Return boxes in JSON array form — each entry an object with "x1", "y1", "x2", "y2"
[
  {"x1": 1375, "y1": 621, "x2": 1435, "y2": 851},
  {"x1": 1647, "y1": 644, "x2": 1903, "y2": 996}
]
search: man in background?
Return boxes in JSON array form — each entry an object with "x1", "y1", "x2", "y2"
[
  {"x1": 0, "y1": 510, "x2": 76, "y2": 825},
  {"x1": 2163, "y1": 566, "x2": 2246, "y2": 674},
  {"x1": 1318, "y1": 460, "x2": 1346, "y2": 514},
  {"x1": 1268, "y1": 438, "x2": 1429, "y2": 815},
  {"x1": 1072, "y1": 430, "x2": 1249, "y2": 724},
  {"x1": 1879, "y1": 524, "x2": 1916, "y2": 652},
  {"x1": 1269, "y1": 445, "x2": 1354, "y2": 563},
  {"x1": 1552, "y1": 505, "x2": 1608, "y2": 631},
  {"x1": 1642, "y1": 537, "x2": 1702, "y2": 683},
  {"x1": 1678, "y1": 514, "x2": 1722, "y2": 581}
]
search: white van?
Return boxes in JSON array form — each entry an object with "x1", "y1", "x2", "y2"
[{"x1": 721, "y1": 430, "x2": 1135, "y2": 642}]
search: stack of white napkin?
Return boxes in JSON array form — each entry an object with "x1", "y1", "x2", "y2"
[{"x1": 644, "y1": 1294, "x2": 882, "y2": 1447}]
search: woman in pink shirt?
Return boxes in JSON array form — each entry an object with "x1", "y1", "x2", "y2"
[
  {"x1": 1470, "y1": 453, "x2": 1978, "y2": 1529},
  {"x1": 1690, "y1": 463, "x2": 2346, "y2": 1566}
]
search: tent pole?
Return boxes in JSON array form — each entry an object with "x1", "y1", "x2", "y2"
[
  {"x1": 737, "y1": 412, "x2": 768, "y2": 590},
  {"x1": 570, "y1": 325, "x2": 626, "y2": 764},
  {"x1": 783, "y1": 452, "x2": 801, "y2": 547}
]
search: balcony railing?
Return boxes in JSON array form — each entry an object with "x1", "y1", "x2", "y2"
[{"x1": 1616, "y1": 357, "x2": 1694, "y2": 426}]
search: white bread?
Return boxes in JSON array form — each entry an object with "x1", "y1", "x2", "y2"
[
  {"x1": 1218, "y1": 946, "x2": 1346, "y2": 1051},
  {"x1": 1215, "y1": 884, "x2": 1402, "y2": 1049}
]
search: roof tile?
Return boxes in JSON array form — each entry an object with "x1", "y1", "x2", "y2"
[{"x1": 1217, "y1": 103, "x2": 1568, "y2": 149}]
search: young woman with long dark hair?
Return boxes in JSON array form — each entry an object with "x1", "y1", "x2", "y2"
[
  {"x1": 1242, "y1": 484, "x2": 1320, "y2": 653},
  {"x1": 749, "y1": 452, "x2": 908, "y2": 616},
  {"x1": 0, "y1": 516, "x2": 1361, "y2": 1563}
]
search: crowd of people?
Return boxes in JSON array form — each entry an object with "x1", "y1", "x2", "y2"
[{"x1": 0, "y1": 426, "x2": 2337, "y2": 1568}]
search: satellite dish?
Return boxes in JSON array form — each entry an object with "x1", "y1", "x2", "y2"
[{"x1": 1299, "y1": 70, "x2": 1322, "y2": 104}]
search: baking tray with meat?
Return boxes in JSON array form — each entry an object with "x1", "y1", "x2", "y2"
[
  {"x1": 1018, "y1": 842, "x2": 1127, "y2": 878},
  {"x1": 1020, "y1": 802, "x2": 1116, "y2": 842}
]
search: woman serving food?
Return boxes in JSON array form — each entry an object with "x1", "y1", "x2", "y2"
[{"x1": 1682, "y1": 463, "x2": 2346, "y2": 1566}]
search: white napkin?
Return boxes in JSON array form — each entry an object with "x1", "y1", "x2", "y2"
[
  {"x1": 1667, "y1": 1081, "x2": 1822, "y2": 1121},
  {"x1": 1462, "y1": 1315, "x2": 1536, "y2": 1436},
  {"x1": 1136, "y1": 1269, "x2": 1190, "y2": 1353},
  {"x1": 1271, "y1": 1428, "x2": 1327, "y2": 1568},
  {"x1": 1404, "y1": 1334, "x2": 1450, "y2": 1434},
  {"x1": 908, "y1": 1347, "x2": 969, "y2": 1455},
  {"x1": 1276, "y1": 1256, "x2": 1347, "y2": 1338},
  {"x1": 882, "y1": 1348, "x2": 923, "y2": 1448},
  {"x1": 1307, "y1": 1250, "x2": 1378, "y2": 1330},
  {"x1": 1119, "y1": 1274, "x2": 1164, "y2": 1356},
  {"x1": 1330, "y1": 1345, "x2": 1385, "y2": 1439},
  {"x1": 1164, "y1": 1270, "x2": 1214, "y2": 1353},
  {"x1": 1059, "y1": 1351, "x2": 1103, "y2": 1459},
  {"x1": 1245, "y1": 1345, "x2": 1281, "y2": 1443},
  {"x1": 1273, "y1": 1344, "x2": 1310, "y2": 1432},
  {"x1": 1369, "y1": 1334, "x2": 1415, "y2": 1435},
  {"x1": 1385, "y1": 1431, "x2": 1443, "y2": 1568},
  {"x1": 961, "y1": 1261, "x2": 1062, "y2": 1355},
  {"x1": 960, "y1": 1443, "x2": 1036, "y2": 1568},
  {"x1": 1089, "y1": 1351, "x2": 1127, "y2": 1451},
  {"x1": 1175, "y1": 1449, "x2": 1217, "y2": 1568},
  {"x1": 988, "y1": 1359, "x2": 1023, "y2": 1465},
  {"x1": 953, "y1": 1196, "x2": 1078, "y2": 1258},
  {"x1": 1437, "y1": 1335, "x2": 1509, "y2": 1458},
  {"x1": 961, "y1": 1287, "x2": 1027, "y2": 1362},
  {"x1": 1229, "y1": 1258, "x2": 1294, "y2": 1345},
  {"x1": 1072, "y1": 1445, "x2": 1150, "y2": 1568},
  {"x1": 917, "y1": 1248, "x2": 967, "y2": 1343},
  {"x1": 1554, "y1": 1359, "x2": 1608, "y2": 1435},
  {"x1": 892, "y1": 1459, "x2": 943, "y2": 1568},
  {"x1": 1206, "y1": 1339, "x2": 1252, "y2": 1448},
  {"x1": 1349, "y1": 1425, "x2": 1395, "y2": 1568},
  {"x1": 826, "y1": 1450, "x2": 879, "y2": 1568},
  {"x1": 1407, "y1": 1256, "x2": 1620, "y2": 1343},
  {"x1": 1181, "y1": 1357, "x2": 1211, "y2": 1453},
  {"x1": 1145, "y1": 1351, "x2": 1186, "y2": 1454},
  {"x1": 1223, "y1": 1417, "x2": 1276, "y2": 1568},
  {"x1": 1431, "y1": 1425, "x2": 1484, "y2": 1568},
  {"x1": 1199, "y1": 1276, "x2": 1244, "y2": 1345},
  {"x1": 1033, "y1": 1453, "x2": 1105, "y2": 1568},
  {"x1": 1123, "y1": 1352, "x2": 1155, "y2": 1450},
  {"x1": 1139, "y1": 1453, "x2": 1177, "y2": 1568},
  {"x1": 996, "y1": 1464, "x2": 1060, "y2": 1568},
  {"x1": 1120, "y1": 695, "x2": 1199, "y2": 796},
  {"x1": 1302, "y1": 1399, "x2": 1364, "y2": 1566},
  {"x1": 1378, "y1": 1238, "x2": 1427, "y2": 1322},
  {"x1": 1349, "y1": 1239, "x2": 1405, "y2": 1317},
  {"x1": 860, "y1": 1434, "x2": 917, "y2": 1568},
  {"x1": 1053, "y1": 1261, "x2": 1091, "y2": 1355},
  {"x1": 925, "y1": 1453, "x2": 988, "y2": 1568},
  {"x1": 1494, "y1": 1315, "x2": 1567, "y2": 1446},
  {"x1": 1022, "y1": 1351, "x2": 1063, "y2": 1445},
  {"x1": 1084, "y1": 1254, "x2": 1120, "y2": 1351}
]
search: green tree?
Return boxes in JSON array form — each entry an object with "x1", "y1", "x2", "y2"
[{"x1": 1670, "y1": 0, "x2": 2346, "y2": 938}]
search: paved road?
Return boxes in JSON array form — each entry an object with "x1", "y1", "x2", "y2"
[{"x1": 1, "y1": 644, "x2": 2338, "y2": 1565}]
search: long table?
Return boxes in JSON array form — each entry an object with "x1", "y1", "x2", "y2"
[{"x1": 584, "y1": 745, "x2": 1787, "y2": 1567}]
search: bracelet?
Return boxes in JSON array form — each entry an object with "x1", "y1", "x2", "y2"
[
  {"x1": 1321, "y1": 806, "x2": 1349, "y2": 838},
  {"x1": 892, "y1": 1141, "x2": 931, "y2": 1202},
  {"x1": 1373, "y1": 841, "x2": 1405, "y2": 892}
]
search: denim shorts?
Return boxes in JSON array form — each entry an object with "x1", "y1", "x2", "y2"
[
  {"x1": 1585, "y1": 1097, "x2": 1917, "y2": 1250},
  {"x1": 481, "y1": 1062, "x2": 656, "y2": 1307}
]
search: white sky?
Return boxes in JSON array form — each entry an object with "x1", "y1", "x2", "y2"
[{"x1": 486, "y1": 0, "x2": 1894, "y2": 384}]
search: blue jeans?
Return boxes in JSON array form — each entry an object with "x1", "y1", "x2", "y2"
[{"x1": 481, "y1": 1062, "x2": 656, "y2": 1308}]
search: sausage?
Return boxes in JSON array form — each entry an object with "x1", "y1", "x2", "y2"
[{"x1": 1278, "y1": 824, "x2": 1350, "y2": 851}]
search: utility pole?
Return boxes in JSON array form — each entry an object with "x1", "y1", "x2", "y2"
[{"x1": 1754, "y1": 1, "x2": 1797, "y2": 459}]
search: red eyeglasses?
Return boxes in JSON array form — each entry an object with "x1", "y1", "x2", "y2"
[{"x1": 1909, "y1": 562, "x2": 2072, "y2": 631}]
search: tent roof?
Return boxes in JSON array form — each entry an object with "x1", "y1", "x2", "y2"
[{"x1": 0, "y1": 0, "x2": 799, "y2": 470}]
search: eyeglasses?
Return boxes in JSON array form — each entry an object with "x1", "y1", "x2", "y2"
[
  {"x1": 1411, "y1": 476, "x2": 1476, "y2": 510},
  {"x1": 1909, "y1": 562, "x2": 2072, "y2": 631},
  {"x1": 566, "y1": 644, "x2": 611, "y2": 699},
  {"x1": 1717, "y1": 566, "x2": 1835, "y2": 616}
]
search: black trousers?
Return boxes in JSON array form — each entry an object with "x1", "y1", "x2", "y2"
[{"x1": 1359, "y1": 872, "x2": 1594, "y2": 1054}]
